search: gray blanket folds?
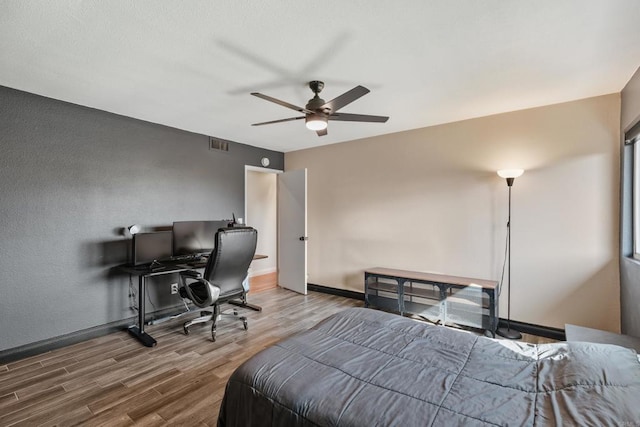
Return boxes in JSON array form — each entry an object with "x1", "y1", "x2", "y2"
[{"x1": 219, "y1": 307, "x2": 640, "y2": 426}]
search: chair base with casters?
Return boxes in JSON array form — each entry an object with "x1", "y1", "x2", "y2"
[{"x1": 179, "y1": 278, "x2": 249, "y2": 341}]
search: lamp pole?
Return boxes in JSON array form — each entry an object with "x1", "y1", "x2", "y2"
[{"x1": 497, "y1": 170, "x2": 523, "y2": 340}]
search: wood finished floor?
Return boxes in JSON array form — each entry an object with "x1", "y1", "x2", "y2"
[
  {"x1": 0, "y1": 289, "x2": 361, "y2": 426},
  {"x1": 0, "y1": 288, "x2": 555, "y2": 426}
]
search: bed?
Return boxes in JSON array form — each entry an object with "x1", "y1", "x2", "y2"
[{"x1": 218, "y1": 307, "x2": 640, "y2": 426}]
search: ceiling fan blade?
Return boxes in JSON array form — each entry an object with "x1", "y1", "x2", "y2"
[
  {"x1": 316, "y1": 128, "x2": 328, "y2": 137},
  {"x1": 252, "y1": 116, "x2": 305, "y2": 126},
  {"x1": 251, "y1": 92, "x2": 313, "y2": 114},
  {"x1": 321, "y1": 85, "x2": 370, "y2": 112},
  {"x1": 328, "y1": 112, "x2": 389, "y2": 123}
]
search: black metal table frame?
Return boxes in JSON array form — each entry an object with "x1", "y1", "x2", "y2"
[
  {"x1": 364, "y1": 271, "x2": 498, "y2": 337},
  {"x1": 118, "y1": 261, "x2": 263, "y2": 347},
  {"x1": 118, "y1": 263, "x2": 190, "y2": 347}
]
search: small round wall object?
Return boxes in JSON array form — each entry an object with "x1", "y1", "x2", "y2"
[{"x1": 261, "y1": 157, "x2": 270, "y2": 167}]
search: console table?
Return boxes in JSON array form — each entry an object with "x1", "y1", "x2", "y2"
[{"x1": 364, "y1": 267, "x2": 499, "y2": 336}]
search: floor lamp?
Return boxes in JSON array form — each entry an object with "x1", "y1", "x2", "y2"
[{"x1": 496, "y1": 169, "x2": 524, "y2": 340}]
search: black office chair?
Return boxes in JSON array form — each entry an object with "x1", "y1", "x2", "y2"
[{"x1": 178, "y1": 227, "x2": 257, "y2": 341}]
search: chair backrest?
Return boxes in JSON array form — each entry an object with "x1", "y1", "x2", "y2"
[{"x1": 203, "y1": 227, "x2": 258, "y2": 299}]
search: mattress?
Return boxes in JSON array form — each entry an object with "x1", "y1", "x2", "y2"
[{"x1": 218, "y1": 307, "x2": 640, "y2": 426}]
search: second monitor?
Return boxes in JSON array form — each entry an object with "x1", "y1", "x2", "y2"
[
  {"x1": 172, "y1": 220, "x2": 229, "y2": 257},
  {"x1": 133, "y1": 231, "x2": 173, "y2": 266}
]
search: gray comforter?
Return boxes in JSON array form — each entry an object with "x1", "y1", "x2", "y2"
[{"x1": 218, "y1": 307, "x2": 640, "y2": 426}]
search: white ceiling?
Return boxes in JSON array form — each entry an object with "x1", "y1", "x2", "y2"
[{"x1": 2, "y1": 1, "x2": 640, "y2": 153}]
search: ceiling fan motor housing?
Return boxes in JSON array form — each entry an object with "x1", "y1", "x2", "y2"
[
  {"x1": 306, "y1": 96, "x2": 327, "y2": 113},
  {"x1": 306, "y1": 81, "x2": 329, "y2": 115},
  {"x1": 305, "y1": 81, "x2": 328, "y2": 130}
]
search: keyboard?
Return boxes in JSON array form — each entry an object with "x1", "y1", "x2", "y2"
[
  {"x1": 186, "y1": 260, "x2": 207, "y2": 267},
  {"x1": 131, "y1": 262, "x2": 172, "y2": 271},
  {"x1": 171, "y1": 254, "x2": 208, "y2": 262}
]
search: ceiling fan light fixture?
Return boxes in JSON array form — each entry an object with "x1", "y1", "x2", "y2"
[{"x1": 305, "y1": 115, "x2": 328, "y2": 131}]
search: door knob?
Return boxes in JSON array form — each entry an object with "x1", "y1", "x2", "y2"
[{"x1": 299, "y1": 236, "x2": 308, "y2": 241}]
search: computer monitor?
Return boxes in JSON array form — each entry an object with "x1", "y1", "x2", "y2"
[
  {"x1": 172, "y1": 220, "x2": 228, "y2": 257},
  {"x1": 132, "y1": 231, "x2": 173, "y2": 266}
]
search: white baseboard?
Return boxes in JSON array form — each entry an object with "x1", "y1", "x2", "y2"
[{"x1": 249, "y1": 267, "x2": 277, "y2": 277}]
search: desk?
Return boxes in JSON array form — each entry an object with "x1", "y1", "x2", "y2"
[
  {"x1": 118, "y1": 254, "x2": 268, "y2": 347},
  {"x1": 365, "y1": 267, "x2": 499, "y2": 336},
  {"x1": 118, "y1": 262, "x2": 190, "y2": 347}
]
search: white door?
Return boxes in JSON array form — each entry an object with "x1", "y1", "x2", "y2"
[{"x1": 278, "y1": 169, "x2": 307, "y2": 295}]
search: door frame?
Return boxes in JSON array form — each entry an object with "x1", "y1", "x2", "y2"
[
  {"x1": 244, "y1": 165, "x2": 283, "y2": 285},
  {"x1": 244, "y1": 165, "x2": 283, "y2": 224},
  {"x1": 244, "y1": 165, "x2": 309, "y2": 295}
]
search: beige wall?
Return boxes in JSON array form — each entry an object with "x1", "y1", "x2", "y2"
[{"x1": 286, "y1": 94, "x2": 621, "y2": 331}]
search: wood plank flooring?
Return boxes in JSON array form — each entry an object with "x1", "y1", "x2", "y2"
[
  {"x1": 0, "y1": 288, "x2": 555, "y2": 426},
  {"x1": 248, "y1": 272, "x2": 278, "y2": 294},
  {"x1": 0, "y1": 289, "x2": 360, "y2": 426}
]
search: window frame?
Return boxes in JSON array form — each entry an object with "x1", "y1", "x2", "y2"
[{"x1": 628, "y1": 121, "x2": 640, "y2": 260}]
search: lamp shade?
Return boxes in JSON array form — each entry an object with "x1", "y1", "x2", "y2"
[
  {"x1": 497, "y1": 169, "x2": 524, "y2": 179},
  {"x1": 305, "y1": 115, "x2": 328, "y2": 131}
]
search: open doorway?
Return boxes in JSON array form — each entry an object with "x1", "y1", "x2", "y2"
[
  {"x1": 245, "y1": 166, "x2": 280, "y2": 293},
  {"x1": 245, "y1": 165, "x2": 308, "y2": 295}
]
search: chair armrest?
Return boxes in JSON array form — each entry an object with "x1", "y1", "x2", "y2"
[
  {"x1": 242, "y1": 273, "x2": 250, "y2": 292},
  {"x1": 180, "y1": 269, "x2": 202, "y2": 279},
  {"x1": 179, "y1": 274, "x2": 221, "y2": 308}
]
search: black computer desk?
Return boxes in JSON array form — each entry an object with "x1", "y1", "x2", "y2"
[
  {"x1": 118, "y1": 255, "x2": 266, "y2": 347},
  {"x1": 118, "y1": 262, "x2": 191, "y2": 347}
]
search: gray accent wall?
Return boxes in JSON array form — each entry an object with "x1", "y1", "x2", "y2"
[
  {"x1": 621, "y1": 66, "x2": 640, "y2": 337},
  {"x1": 0, "y1": 85, "x2": 283, "y2": 352}
]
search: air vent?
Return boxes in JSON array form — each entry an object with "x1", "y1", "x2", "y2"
[{"x1": 209, "y1": 137, "x2": 230, "y2": 152}]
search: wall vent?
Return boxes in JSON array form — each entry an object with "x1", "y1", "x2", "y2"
[{"x1": 209, "y1": 137, "x2": 230, "y2": 152}]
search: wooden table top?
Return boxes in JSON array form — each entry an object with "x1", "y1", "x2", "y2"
[{"x1": 365, "y1": 267, "x2": 498, "y2": 289}]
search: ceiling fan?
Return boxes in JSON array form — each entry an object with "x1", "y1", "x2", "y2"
[{"x1": 251, "y1": 81, "x2": 389, "y2": 136}]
